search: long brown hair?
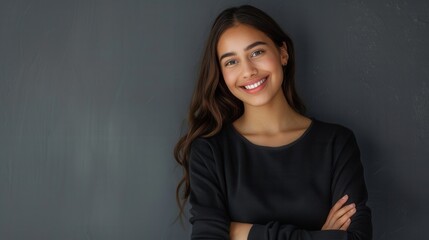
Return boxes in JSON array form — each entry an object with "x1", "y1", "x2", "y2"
[{"x1": 174, "y1": 5, "x2": 306, "y2": 223}]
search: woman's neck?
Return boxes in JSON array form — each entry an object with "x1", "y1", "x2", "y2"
[{"x1": 235, "y1": 93, "x2": 306, "y2": 135}]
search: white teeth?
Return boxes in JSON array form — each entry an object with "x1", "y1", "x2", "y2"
[{"x1": 244, "y1": 78, "x2": 266, "y2": 90}]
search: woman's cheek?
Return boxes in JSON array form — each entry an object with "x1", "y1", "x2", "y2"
[
  {"x1": 224, "y1": 77, "x2": 236, "y2": 91},
  {"x1": 222, "y1": 70, "x2": 239, "y2": 88},
  {"x1": 256, "y1": 56, "x2": 278, "y2": 69}
]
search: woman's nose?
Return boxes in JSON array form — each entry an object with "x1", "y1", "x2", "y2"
[{"x1": 242, "y1": 60, "x2": 258, "y2": 79}]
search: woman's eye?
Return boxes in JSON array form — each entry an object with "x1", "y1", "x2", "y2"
[
  {"x1": 225, "y1": 60, "x2": 237, "y2": 67},
  {"x1": 251, "y1": 50, "x2": 264, "y2": 57}
]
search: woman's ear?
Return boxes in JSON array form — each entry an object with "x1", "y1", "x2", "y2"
[{"x1": 280, "y1": 42, "x2": 289, "y2": 66}]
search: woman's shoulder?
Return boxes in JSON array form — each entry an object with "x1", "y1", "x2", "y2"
[
  {"x1": 190, "y1": 123, "x2": 232, "y2": 151},
  {"x1": 311, "y1": 117, "x2": 360, "y2": 154},
  {"x1": 188, "y1": 125, "x2": 234, "y2": 170},
  {"x1": 312, "y1": 117, "x2": 356, "y2": 138}
]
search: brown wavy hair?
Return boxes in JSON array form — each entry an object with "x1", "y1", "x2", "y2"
[{"x1": 174, "y1": 5, "x2": 306, "y2": 223}]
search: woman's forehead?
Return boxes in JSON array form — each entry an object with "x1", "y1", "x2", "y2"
[{"x1": 217, "y1": 24, "x2": 273, "y2": 54}]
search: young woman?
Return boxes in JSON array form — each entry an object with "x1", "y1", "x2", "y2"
[{"x1": 175, "y1": 5, "x2": 372, "y2": 240}]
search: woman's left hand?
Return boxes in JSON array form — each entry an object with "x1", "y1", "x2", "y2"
[{"x1": 230, "y1": 221, "x2": 253, "y2": 240}]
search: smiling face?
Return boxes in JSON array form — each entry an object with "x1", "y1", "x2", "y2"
[{"x1": 217, "y1": 23, "x2": 288, "y2": 108}]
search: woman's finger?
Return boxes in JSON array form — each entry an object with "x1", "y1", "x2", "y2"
[
  {"x1": 326, "y1": 203, "x2": 354, "y2": 228},
  {"x1": 322, "y1": 195, "x2": 358, "y2": 230},
  {"x1": 327, "y1": 195, "x2": 349, "y2": 220},
  {"x1": 324, "y1": 203, "x2": 356, "y2": 229},
  {"x1": 339, "y1": 218, "x2": 351, "y2": 231},
  {"x1": 331, "y1": 195, "x2": 349, "y2": 212},
  {"x1": 331, "y1": 203, "x2": 355, "y2": 222},
  {"x1": 333, "y1": 206, "x2": 356, "y2": 229}
]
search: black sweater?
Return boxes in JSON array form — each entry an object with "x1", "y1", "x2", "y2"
[{"x1": 188, "y1": 117, "x2": 372, "y2": 240}]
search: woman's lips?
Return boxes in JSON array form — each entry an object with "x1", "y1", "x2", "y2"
[
  {"x1": 244, "y1": 78, "x2": 266, "y2": 90},
  {"x1": 241, "y1": 76, "x2": 268, "y2": 94}
]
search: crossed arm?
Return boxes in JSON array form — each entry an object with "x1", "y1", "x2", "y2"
[
  {"x1": 189, "y1": 130, "x2": 372, "y2": 240},
  {"x1": 230, "y1": 195, "x2": 356, "y2": 240}
]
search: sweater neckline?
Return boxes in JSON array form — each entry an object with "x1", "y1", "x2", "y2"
[{"x1": 228, "y1": 117, "x2": 317, "y2": 150}]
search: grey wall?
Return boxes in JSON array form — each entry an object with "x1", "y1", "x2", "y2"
[{"x1": 0, "y1": 0, "x2": 427, "y2": 239}]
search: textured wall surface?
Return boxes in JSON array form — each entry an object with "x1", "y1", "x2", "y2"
[{"x1": 0, "y1": 0, "x2": 427, "y2": 239}]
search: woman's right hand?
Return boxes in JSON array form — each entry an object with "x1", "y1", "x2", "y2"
[{"x1": 321, "y1": 194, "x2": 356, "y2": 231}]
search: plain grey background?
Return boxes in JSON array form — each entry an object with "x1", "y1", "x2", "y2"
[{"x1": 1, "y1": 0, "x2": 428, "y2": 239}]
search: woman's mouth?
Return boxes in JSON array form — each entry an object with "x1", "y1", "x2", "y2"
[
  {"x1": 241, "y1": 77, "x2": 268, "y2": 93},
  {"x1": 244, "y1": 78, "x2": 266, "y2": 89}
]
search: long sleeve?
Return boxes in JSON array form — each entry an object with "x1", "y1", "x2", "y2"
[
  {"x1": 248, "y1": 128, "x2": 372, "y2": 240},
  {"x1": 186, "y1": 120, "x2": 372, "y2": 240},
  {"x1": 188, "y1": 138, "x2": 231, "y2": 239},
  {"x1": 249, "y1": 221, "x2": 348, "y2": 240},
  {"x1": 330, "y1": 128, "x2": 372, "y2": 239}
]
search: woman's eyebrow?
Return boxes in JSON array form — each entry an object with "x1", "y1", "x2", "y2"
[
  {"x1": 219, "y1": 41, "x2": 267, "y2": 62},
  {"x1": 244, "y1": 41, "x2": 267, "y2": 51}
]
